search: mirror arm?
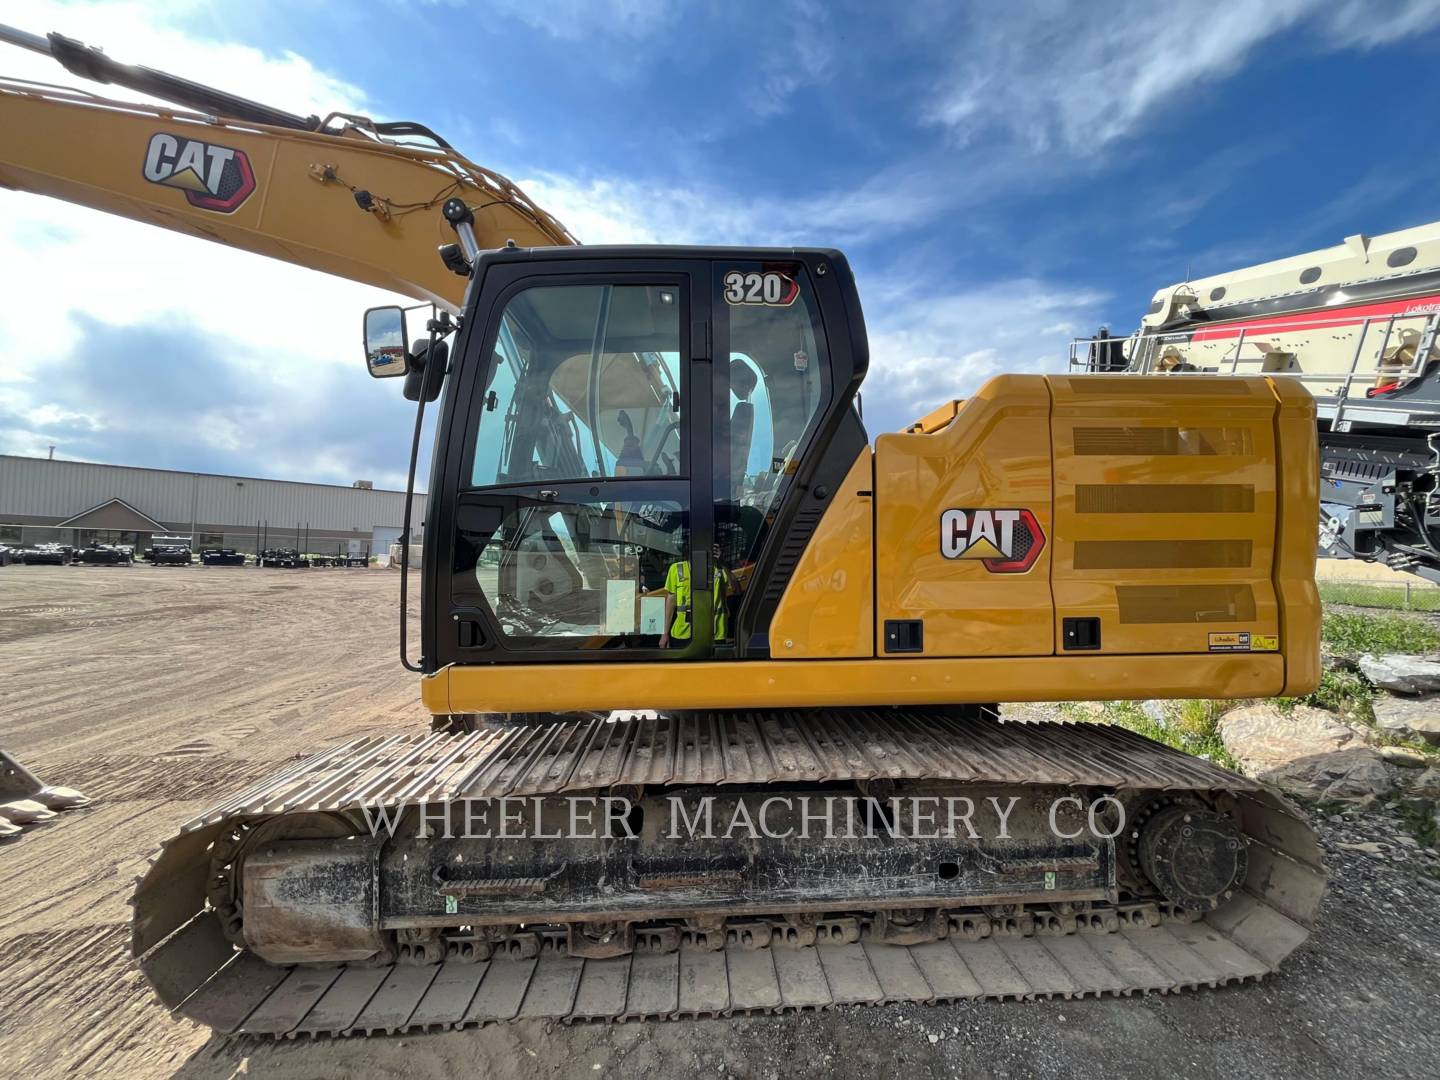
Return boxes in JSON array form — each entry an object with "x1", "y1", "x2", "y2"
[
  {"x1": 397, "y1": 309, "x2": 456, "y2": 672},
  {"x1": 397, "y1": 325, "x2": 436, "y2": 673}
]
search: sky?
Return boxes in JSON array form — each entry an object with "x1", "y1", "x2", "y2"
[{"x1": 2, "y1": 0, "x2": 1439, "y2": 488}]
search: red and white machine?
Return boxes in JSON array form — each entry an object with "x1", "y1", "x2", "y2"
[{"x1": 1076, "y1": 221, "x2": 1440, "y2": 580}]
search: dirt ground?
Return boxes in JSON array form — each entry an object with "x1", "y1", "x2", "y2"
[{"x1": 2, "y1": 566, "x2": 1438, "y2": 1080}]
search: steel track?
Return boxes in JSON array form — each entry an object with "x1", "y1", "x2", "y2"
[{"x1": 130, "y1": 711, "x2": 1326, "y2": 1036}]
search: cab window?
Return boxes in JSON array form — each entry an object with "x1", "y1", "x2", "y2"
[
  {"x1": 712, "y1": 267, "x2": 829, "y2": 641},
  {"x1": 470, "y1": 283, "x2": 684, "y2": 487}
]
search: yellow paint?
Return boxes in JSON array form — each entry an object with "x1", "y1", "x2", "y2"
[
  {"x1": 1267, "y1": 376, "x2": 1322, "y2": 695},
  {"x1": 432, "y1": 652, "x2": 1284, "y2": 714},
  {"x1": 874, "y1": 375, "x2": 1055, "y2": 657},
  {"x1": 424, "y1": 372, "x2": 1321, "y2": 713},
  {"x1": 768, "y1": 449, "x2": 874, "y2": 658},
  {"x1": 906, "y1": 400, "x2": 964, "y2": 434},
  {"x1": 0, "y1": 84, "x2": 573, "y2": 312},
  {"x1": 1049, "y1": 376, "x2": 1281, "y2": 654},
  {"x1": 420, "y1": 670, "x2": 451, "y2": 714}
]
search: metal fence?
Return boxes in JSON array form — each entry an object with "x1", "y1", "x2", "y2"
[{"x1": 1319, "y1": 578, "x2": 1440, "y2": 612}]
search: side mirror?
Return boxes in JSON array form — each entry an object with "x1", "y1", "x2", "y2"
[{"x1": 364, "y1": 306, "x2": 409, "y2": 378}]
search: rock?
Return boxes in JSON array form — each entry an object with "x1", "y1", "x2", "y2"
[
  {"x1": 1218, "y1": 704, "x2": 1359, "y2": 773},
  {"x1": 1265, "y1": 747, "x2": 1398, "y2": 802},
  {"x1": 1339, "y1": 841, "x2": 1387, "y2": 854},
  {"x1": 1371, "y1": 696, "x2": 1440, "y2": 745},
  {"x1": 1218, "y1": 704, "x2": 1397, "y2": 801},
  {"x1": 1139, "y1": 699, "x2": 1167, "y2": 723},
  {"x1": 1408, "y1": 767, "x2": 1440, "y2": 800},
  {"x1": 1359, "y1": 653, "x2": 1440, "y2": 695},
  {"x1": 1378, "y1": 745, "x2": 1429, "y2": 768},
  {"x1": 1401, "y1": 794, "x2": 1436, "y2": 815}
]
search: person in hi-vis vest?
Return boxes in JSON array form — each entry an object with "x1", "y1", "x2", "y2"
[{"x1": 660, "y1": 543, "x2": 730, "y2": 647}]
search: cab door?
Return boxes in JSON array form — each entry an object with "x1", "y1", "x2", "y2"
[{"x1": 433, "y1": 260, "x2": 716, "y2": 666}]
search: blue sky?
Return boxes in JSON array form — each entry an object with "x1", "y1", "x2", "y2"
[{"x1": 2, "y1": 0, "x2": 1439, "y2": 487}]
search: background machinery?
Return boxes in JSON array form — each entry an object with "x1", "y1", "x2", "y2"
[
  {"x1": 1, "y1": 26, "x2": 1325, "y2": 1031},
  {"x1": 1074, "y1": 222, "x2": 1440, "y2": 580},
  {"x1": 144, "y1": 536, "x2": 194, "y2": 565}
]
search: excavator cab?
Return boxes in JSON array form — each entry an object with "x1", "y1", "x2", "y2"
[{"x1": 419, "y1": 248, "x2": 869, "y2": 676}]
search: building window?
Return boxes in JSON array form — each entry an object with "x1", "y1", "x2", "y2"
[
  {"x1": 198, "y1": 533, "x2": 224, "y2": 548},
  {"x1": 0, "y1": 525, "x2": 20, "y2": 543}
]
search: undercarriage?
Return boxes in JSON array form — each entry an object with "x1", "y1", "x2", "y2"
[{"x1": 132, "y1": 709, "x2": 1324, "y2": 1035}]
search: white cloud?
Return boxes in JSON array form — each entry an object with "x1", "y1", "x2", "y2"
[
  {"x1": 927, "y1": 0, "x2": 1440, "y2": 154},
  {"x1": 860, "y1": 276, "x2": 1108, "y2": 432},
  {"x1": 0, "y1": 0, "x2": 417, "y2": 475},
  {"x1": 5, "y1": 1, "x2": 367, "y2": 117},
  {"x1": 475, "y1": 0, "x2": 678, "y2": 42},
  {"x1": 520, "y1": 158, "x2": 971, "y2": 249}
]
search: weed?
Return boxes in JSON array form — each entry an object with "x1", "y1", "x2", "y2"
[
  {"x1": 1300, "y1": 666, "x2": 1375, "y2": 724},
  {"x1": 1063, "y1": 699, "x2": 1238, "y2": 770},
  {"x1": 1322, "y1": 610, "x2": 1440, "y2": 657}
]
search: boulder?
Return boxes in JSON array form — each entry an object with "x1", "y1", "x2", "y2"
[
  {"x1": 1218, "y1": 704, "x2": 1395, "y2": 801},
  {"x1": 1218, "y1": 704, "x2": 1359, "y2": 772},
  {"x1": 1264, "y1": 748, "x2": 1399, "y2": 802},
  {"x1": 1358, "y1": 653, "x2": 1440, "y2": 695},
  {"x1": 1371, "y1": 695, "x2": 1440, "y2": 745}
]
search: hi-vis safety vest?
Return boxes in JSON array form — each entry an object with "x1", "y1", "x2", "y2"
[{"x1": 664, "y1": 561, "x2": 728, "y2": 640}]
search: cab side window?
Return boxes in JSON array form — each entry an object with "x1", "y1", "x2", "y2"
[{"x1": 712, "y1": 267, "x2": 830, "y2": 641}]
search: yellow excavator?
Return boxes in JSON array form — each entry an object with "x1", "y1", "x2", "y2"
[{"x1": 0, "y1": 26, "x2": 1325, "y2": 1032}]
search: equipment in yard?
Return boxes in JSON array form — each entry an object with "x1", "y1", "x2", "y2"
[
  {"x1": 200, "y1": 548, "x2": 246, "y2": 567},
  {"x1": 1071, "y1": 221, "x2": 1440, "y2": 582},
  {"x1": 75, "y1": 543, "x2": 133, "y2": 565},
  {"x1": 2, "y1": 25, "x2": 1325, "y2": 1031},
  {"x1": 145, "y1": 536, "x2": 194, "y2": 565},
  {"x1": 19, "y1": 543, "x2": 71, "y2": 565},
  {"x1": 258, "y1": 548, "x2": 304, "y2": 568},
  {"x1": 0, "y1": 750, "x2": 89, "y2": 839}
]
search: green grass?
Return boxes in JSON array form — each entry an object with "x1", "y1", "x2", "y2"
[
  {"x1": 1291, "y1": 666, "x2": 1376, "y2": 724},
  {"x1": 1061, "y1": 699, "x2": 1238, "y2": 770},
  {"x1": 1319, "y1": 581, "x2": 1440, "y2": 612},
  {"x1": 1322, "y1": 610, "x2": 1440, "y2": 656}
]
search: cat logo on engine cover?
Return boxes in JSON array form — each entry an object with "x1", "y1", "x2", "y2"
[
  {"x1": 143, "y1": 132, "x2": 256, "y2": 213},
  {"x1": 940, "y1": 508, "x2": 1045, "y2": 573}
]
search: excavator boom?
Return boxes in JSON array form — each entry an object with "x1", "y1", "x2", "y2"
[{"x1": 0, "y1": 26, "x2": 575, "y2": 310}]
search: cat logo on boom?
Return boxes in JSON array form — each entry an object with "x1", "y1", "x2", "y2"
[
  {"x1": 142, "y1": 132, "x2": 256, "y2": 213},
  {"x1": 940, "y1": 508, "x2": 1045, "y2": 573}
]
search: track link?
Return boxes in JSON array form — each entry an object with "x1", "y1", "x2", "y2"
[{"x1": 131, "y1": 711, "x2": 1326, "y2": 1036}]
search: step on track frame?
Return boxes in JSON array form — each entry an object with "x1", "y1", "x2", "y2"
[{"x1": 131, "y1": 711, "x2": 1326, "y2": 1036}]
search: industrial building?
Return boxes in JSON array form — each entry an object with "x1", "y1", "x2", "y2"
[{"x1": 0, "y1": 454, "x2": 426, "y2": 556}]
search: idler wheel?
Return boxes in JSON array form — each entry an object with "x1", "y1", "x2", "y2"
[{"x1": 1137, "y1": 804, "x2": 1248, "y2": 911}]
